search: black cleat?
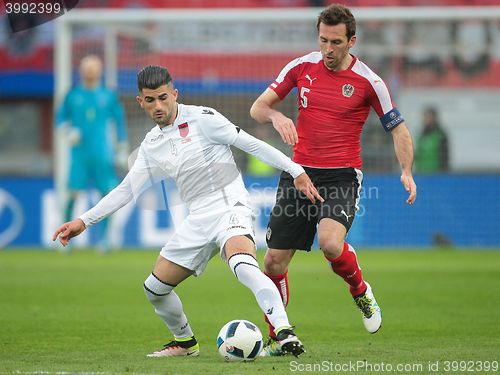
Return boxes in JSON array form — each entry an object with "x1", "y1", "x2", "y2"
[{"x1": 275, "y1": 327, "x2": 306, "y2": 357}]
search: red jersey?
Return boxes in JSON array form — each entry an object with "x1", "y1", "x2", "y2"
[{"x1": 269, "y1": 52, "x2": 403, "y2": 169}]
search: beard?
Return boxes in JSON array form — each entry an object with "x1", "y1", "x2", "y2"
[{"x1": 153, "y1": 111, "x2": 170, "y2": 126}]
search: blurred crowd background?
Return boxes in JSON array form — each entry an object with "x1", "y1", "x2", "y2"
[{"x1": 0, "y1": 0, "x2": 499, "y2": 249}]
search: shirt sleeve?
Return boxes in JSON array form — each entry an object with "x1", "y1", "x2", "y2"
[
  {"x1": 198, "y1": 107, "x2": 240, "y2": 145},
  {"x1": 366, "y1": 77, "x2": 404, "y2": 132},
  {"x1": 79, "y1": 145, "x2": 159, "y2": 226},
  {"x1": 198, "y1": 108, "x2": 304, "y2": 177},
  {"x1": 231, "y1": 129, "x2": 305, "y2": 178},
  {"x1": 268, "y1": 57, "x2": 300, "y2": 100}
]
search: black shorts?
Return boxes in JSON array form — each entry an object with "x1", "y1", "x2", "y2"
[{"x1": 266, "y1": 167, "x2": 362, "y2": 251}]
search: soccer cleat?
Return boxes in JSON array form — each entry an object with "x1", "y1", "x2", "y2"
[
  {"x1": 275, "y1": 327, "x2": 305, "y2": 357},
  {"x1": 259, "y1": 336, "x2": 284, "y2": 357},
  {"x1": 146, "y1": 336, "x2": 200, "y2": 357},
  {"x1": 354, "y1": 282, "x2": 382, "y2": 334}
]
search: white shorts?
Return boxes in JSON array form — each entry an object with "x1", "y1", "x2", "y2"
[{"x1": 159, "y1": 203, "x2": 255, "y2": 277}]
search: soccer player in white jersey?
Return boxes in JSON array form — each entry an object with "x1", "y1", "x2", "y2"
[
  {"x1": 250, "y1": 4, "x2": 417, "y2": 356},
  {"x1": 53, "y1": 65, "x2": 324, "y2": 358}
]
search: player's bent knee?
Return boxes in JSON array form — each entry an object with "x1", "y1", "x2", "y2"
[
  {"x1": 264, "y1": 250, "x2": 290, "y2": 275},
  {"x1": 143, "y1": 272, "x2": 176, "y2": 301},
  {"x1": 319, "y1": 238, "x2": 344, "y2": 259}
]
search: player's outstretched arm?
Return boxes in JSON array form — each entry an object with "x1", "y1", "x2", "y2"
[
  {"x1": 250, "y1": 89, "x2": 298, "y2": 146},
  {"x1": 51, "y1": 178, "x2": 131, "y2": 247},
  {"x1": 391, "y1": 123, "x2": 417, "y2": 205},
  {"x1": 294, "y1": 172, "x2": 324, "y2": 204},
  {"x1": 230, "y1": 129, "x2": 323, "y2": 204},
  {"x1": 52, "y1": 219, "x2": 86, "y2": 247}
]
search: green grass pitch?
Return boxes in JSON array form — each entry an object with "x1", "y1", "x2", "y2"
[{"x1": 1, "y1": 249, "x2": 499, "y2": 375}]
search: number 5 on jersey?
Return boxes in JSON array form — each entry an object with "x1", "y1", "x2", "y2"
[{"x1": 300, "y1": 87, "x2": 310, "y2": 108}]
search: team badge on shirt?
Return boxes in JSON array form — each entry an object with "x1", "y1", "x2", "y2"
[
  {"x1": 178, "y1": 122, "x2": 192, "y2": 143},
  {"x1": 342, "y1": 84, "x2": 355, "y2": 98},
  {"x1": 178, "y1": 122, "x2": 189, "y2": 138}
]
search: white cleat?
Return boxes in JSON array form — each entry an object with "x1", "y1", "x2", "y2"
[
  {"x1": 354, "y1": 282, "x2": 382, "y2": 334},
  {"x1": 147, "y1": 338, "x2": 200, "y2": 357}
]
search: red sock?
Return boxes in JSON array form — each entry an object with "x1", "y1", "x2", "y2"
[
  {"x1": 264, "y1": 271, "x2": 289, "y2": 338},
  {"x1": 326, "y1": 242, "x2": 367, "y2": 297}
]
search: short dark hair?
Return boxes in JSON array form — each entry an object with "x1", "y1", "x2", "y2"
[
  {"x1": 316, "y1": 4, "x2": 356, "y2": 40},
  {"x1": 137, "y1": 65, "x2": 173, "y2": 92}
]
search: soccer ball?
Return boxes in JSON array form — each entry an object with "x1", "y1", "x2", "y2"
[{"x1": 217, "y1": 319, "x2": 263, "y2": 361}]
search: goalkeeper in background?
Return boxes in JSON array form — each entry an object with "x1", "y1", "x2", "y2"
[{"x1": 55, "y1": 55, "x2": 128, "y2": 252}]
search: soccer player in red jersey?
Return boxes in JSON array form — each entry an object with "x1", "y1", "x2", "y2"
[{"x1": 250, "y1": 4, "x2": 417, "y2": 356}]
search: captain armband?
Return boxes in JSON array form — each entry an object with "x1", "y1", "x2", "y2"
[{"x1": 380, "y1": 108, "x2": 404, "y2": 132}]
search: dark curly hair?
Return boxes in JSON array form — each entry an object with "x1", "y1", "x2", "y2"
[{"x1": 316, "y1": 4, "x2": 356, "y2": 40}]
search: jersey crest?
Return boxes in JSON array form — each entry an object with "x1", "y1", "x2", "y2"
[
  {"x1": 342, "y1": 83, "x2": 355, "y2": 98},
  {"x1": 178, "y1": 122, "x2": 189, "y2": 138}
]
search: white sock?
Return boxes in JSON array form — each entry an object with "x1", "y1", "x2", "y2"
[
  {"x1": 143, "y1": 273, "x2": 194, "y2": 339},
  {"x1": 228, "y1": 253, "x2": 290, "y2": 331}
]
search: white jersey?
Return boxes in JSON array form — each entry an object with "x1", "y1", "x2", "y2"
[{"x1": 79, "y1": 103, "x2": 305, "y2": 226}]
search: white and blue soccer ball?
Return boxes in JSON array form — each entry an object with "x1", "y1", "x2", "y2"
[{"x1": 217, "y1": 319, "x2": 263, "y2": 361}]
